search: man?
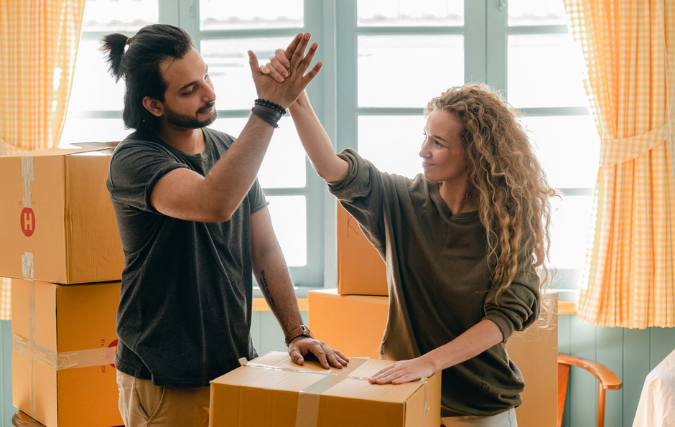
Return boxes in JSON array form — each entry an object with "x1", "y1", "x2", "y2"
[{"x1": 101, "y1": 25, "x2": 347, "y2": 426}]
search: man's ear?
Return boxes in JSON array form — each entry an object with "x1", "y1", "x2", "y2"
[{"x1": 142, "y1": 96, "x2": 164, "y2": 118}]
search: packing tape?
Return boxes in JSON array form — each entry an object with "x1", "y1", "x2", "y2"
[
  {"x1": 21, "y1": 157, "x2": 33, "y2": 208},
  {"x1": 22, "y1": 252, "x2": 36, "y2": 418},
  {"x1": 12, "y1": 335, "x2": 116, "y2": 370},
  {"x1": 239, "y1": 357, "x2": 429, "y2": 427}
]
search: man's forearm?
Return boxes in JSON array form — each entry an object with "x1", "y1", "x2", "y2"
[
  {"x1": 201, "y1": 115, "x2": 275, "y2": 220},
  {"x1": 253, "y1": 248, "x2": 303, "y2": 335}
]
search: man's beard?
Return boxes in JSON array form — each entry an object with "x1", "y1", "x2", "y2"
[{"x1": 164, "y1": 101, "x2": 217, "y2": 128}]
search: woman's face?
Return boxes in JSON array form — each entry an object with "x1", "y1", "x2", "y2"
[{"x1": 419, "y1": 109, "x2": 468, "y2": 185}]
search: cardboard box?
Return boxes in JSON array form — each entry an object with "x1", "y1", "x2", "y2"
[
  {"x1": 12, "y1": 279, "x2": 122, "y2": 427},
  {"x1": 0, "y1": 147, "x2": 124, "y2": 284},
  {"x1": 337, "y1": 204, "x2": 388, "y2": 296},
  {"x1": 309, "y1": 289, "x2": 388, "y2": 359},
  {"x1": 210, "y1": 351, "x2": 441, "y2": 427},
  {"x1": 308, "y1": 289, "x2": 558, "y2": 427}
]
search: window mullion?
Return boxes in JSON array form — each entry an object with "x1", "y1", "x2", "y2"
[
  {"x1": 464, "y1": 0, "x2": 488, "y2": 83},
  {"x1": 486, "y1": 0, "x2": 507, "y2": 95}
]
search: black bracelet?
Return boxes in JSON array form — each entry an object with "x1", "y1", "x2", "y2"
[
  {"x1": 254, "y1": 98, "x2": 286, "y2": 115},
  {"x1": 251, "y1": 105, "x2": 282, "y2": 128}
]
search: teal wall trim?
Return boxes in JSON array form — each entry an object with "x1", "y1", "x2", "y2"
[
  {"x1": 1, "y1": 317, "x2": 673, "y2": 426},
  {"x1": 1, "y1": 321, "x2": 14, "y2": 427},
  {"x1": 558, "y1": 315, "x2": 675, "y2": 427}
]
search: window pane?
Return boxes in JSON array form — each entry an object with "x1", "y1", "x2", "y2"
[
  {"x1": 522, "y1": 115, "x2": 599, "y2": 189},
  {"x1": 201, "y1": 37, "x2": 293, "y2": 111},
  {"x1": 82, "y1": 0, "x2": 158, "y2": 32},
  {"x1": 70, "y1": 40, "x2": 125, "y2": 112},
  {"x1": 210, "y1": 117, "x2": 306, "y2": 188},
  {"x1": 199, "y1": 0, "x2": 303, "y2": 30},
  {"x1": 59, "y1": 118, "x2": 128, "y2": 146},
  {"x1": 267, "y1": 196, "x2": 306, "y2": 266},
  {"x1": 508, "y1": 0, "x2": 567, "y2": 26},
  {"x1": 508, "y1": 34, "x2": 587, "y2": 108},
  {"x1": 358, "y1": 115, "x2": 426, "y2": 178},
  {"x1": 549, "y1": 195, "x2": 593, "y2": 269},
  {"x1": 358, "y1": 36, "x2": 463, "y2": 108},
  {"x1": 357, "y1": 0, "x2": 463, "y2": 27}
]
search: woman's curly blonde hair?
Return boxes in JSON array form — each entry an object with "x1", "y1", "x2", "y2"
[{"x1": 425, "y1": 84, "x2": 557, "y2": 301}]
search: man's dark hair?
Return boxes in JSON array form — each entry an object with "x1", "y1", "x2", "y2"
[{"x1": 101, "y1": 25, "x2": 194, "y2": 134}]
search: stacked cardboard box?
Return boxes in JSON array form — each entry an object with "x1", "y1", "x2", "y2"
[
  {"x1": 0, "y1": 147, "x2": 125, "y2": 427},
  {"x1": 307, "y1": 204, "x2": 558, "y2": 427}
]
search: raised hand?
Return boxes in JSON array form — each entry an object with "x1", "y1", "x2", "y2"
[{"x1": 248, "y1": 32, "x2": 322, "y2": 109}]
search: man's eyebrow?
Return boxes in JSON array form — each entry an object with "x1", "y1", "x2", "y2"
[{"x1": 178, "y1": 65, "x2": 209, "y2": 92}]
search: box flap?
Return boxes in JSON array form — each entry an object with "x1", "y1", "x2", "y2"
[{"x1": 0, "y1": 146, "x2": 112, "y2": 158}]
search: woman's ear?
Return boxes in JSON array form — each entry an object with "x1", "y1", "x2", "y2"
[{"x1": 142, "y1": 96, "x2": 164, "y2": 118}]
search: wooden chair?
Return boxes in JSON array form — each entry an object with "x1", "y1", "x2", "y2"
[{"x1": 557, "y1": 354, "x2": 623, "y2": 427}]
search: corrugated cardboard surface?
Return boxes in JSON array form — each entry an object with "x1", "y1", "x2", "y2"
[
  {"x1": 337, "y1": 204, "x2": 388, "y2": 296},
  {"x1": 0, "y1": 147, "x2": 123, "y2": 284},
  {"x1": 11, "y1": 279, "x2": 122, "y2": 427},
  {"x1": 308, "y1": 289, "x2": 558, "y2": 427},
  {"x1": 210, "y1": 351, "x2": 441, "y2": 427},
  {"x1": 308, "y1": 289, "x2": 388, "y2": 359}
]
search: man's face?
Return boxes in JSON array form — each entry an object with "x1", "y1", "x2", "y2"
[{"x1": 158, "y1": 47, "x2": 217, "y2": 129}]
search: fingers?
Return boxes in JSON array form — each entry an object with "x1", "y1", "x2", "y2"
[
  {"x1": 308, "y1": 342, "x2": 330, "y2": 369},
  {"x1": 284, "y1": 33, "x2": 303, "y2": 61},
  {"x1": 275, "y1": 48, "x2": 291, "y2": 69},
  {"x1": 334, "y1": 350, "x2": 350, "y2": 364},
  {"x1": 290, "y1": 32, "x2": 311, "y2": 70},
  {"x1": 247, "y1": 50, "x2": 261, "y2": 76},
  {"x1": 302, "y1": 61, "x2": 323, "y2": 85},
  {"x1": 288, "y1": 346, "x2": 305, "y2": 365},
  {"x1": 265, "y1": 59, "x2": 286, "y2": 83},
  {"x1": 298, "y1": 41, "x2": 319, "y2": 73}
]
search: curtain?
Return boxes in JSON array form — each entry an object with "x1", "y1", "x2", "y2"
[
  {"x1": 564, "y1": 0, "x2": 674, "y2": 327},
  {"x1": 0, "y1": 0, "x2": 86, "y2": 320}
]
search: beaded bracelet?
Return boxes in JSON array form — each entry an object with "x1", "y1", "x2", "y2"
[
  {"x1": 254, "y1": 98, "x2": 286, "y2": 115},
  {"x1": 251, "y1": 105, "x2": 283, "y2": 128}
]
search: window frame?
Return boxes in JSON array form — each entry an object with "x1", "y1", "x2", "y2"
[{"x1": 68, "y1": 0, "x2": 596, "y2": 293}]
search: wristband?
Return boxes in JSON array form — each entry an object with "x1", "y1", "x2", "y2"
[
  {"x1": 251, "y1": 105, "x2": 282, "y2": 128},
  {"x1": 255, "y1": 98, "x2": 286, "y2": 115}
]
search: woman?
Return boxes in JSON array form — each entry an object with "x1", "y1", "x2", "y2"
[{"x1": 263, "y1": 47, "x2": 554, "y2": 427}]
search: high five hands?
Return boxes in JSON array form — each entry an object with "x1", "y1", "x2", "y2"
[
  {"x1": 248, "y1": 32, "x2": 321, "y2": 109},
  {"x1": 259, "y1": 33, "x2": 314, "y2": 87}
]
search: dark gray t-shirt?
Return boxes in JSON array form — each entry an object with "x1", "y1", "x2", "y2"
[{"x1": 106, "y1": 128, "x2": 268, "y2": 387}]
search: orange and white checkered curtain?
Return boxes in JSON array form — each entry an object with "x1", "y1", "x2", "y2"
[
  {"x1": 0, "y1": 0, "x2": 85, "y2": 320},
  {"x1": 564, "y1": 0, "x2": 675, "y2": 328}
]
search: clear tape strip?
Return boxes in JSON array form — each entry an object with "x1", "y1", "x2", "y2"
[
  {"x1": 13, "y1": 335, "x2": 116, "y2": 370},
  {"x1": 21, "y1": 157, "x2": 34, "y2": 208}
]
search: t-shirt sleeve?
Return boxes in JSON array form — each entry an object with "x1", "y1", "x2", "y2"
[
  {"x1": 107, "y1": 143, "x2": 187, "y2": 213},
  {"x1": 482, "y1": 257, "x2": 541, "y2": 342},
  {"x1": 248, "y1": 178, "x2": 269, "y2": 214},
  {"x1": 327, "y1": 148, "x2": 389, "y2": 249}
]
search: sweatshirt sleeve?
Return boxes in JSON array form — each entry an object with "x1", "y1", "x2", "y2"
[
  {"x1": 328, "y1": 148, "x2": 390, "y2": 250},
  {"x1": 482, "y1": 258, "x2": 541, "y2": 342}
]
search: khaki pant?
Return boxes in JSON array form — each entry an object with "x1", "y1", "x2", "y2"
[
  {"x1": 117, "y1": 370, "x2": 210, "y2": 427},
  {"x1": 442, "y1": 408, "x2": 518, "y2": 427}
]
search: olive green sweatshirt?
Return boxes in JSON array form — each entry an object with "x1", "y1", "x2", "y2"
[{"x1": 328, "y1": 149, "x2": 541, "y2": 417}]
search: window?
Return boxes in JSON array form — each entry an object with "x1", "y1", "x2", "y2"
[{"x1": 63, "y1": 0, "x2": 599, "y2": 291}]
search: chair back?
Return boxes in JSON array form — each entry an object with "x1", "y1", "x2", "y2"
[{"x1": 557, "y1": 354, "x2": 622, "y2": 427}]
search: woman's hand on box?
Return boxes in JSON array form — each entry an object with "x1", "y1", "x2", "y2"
[
  {"x1": 368, "y1": 355, "x2": 437, "y2": 385},
  {"x1": 289, "y1": 338, "x2": 349, "y2": 369}
]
